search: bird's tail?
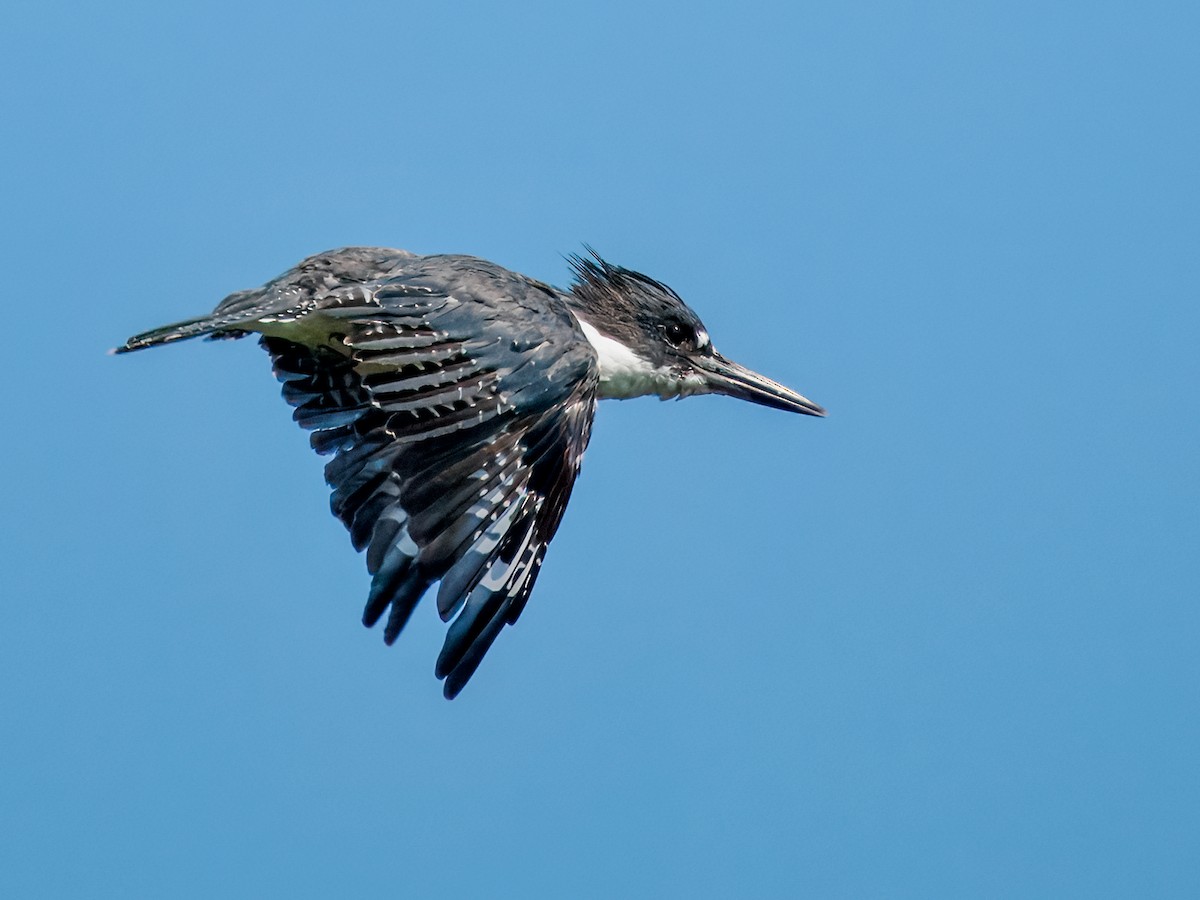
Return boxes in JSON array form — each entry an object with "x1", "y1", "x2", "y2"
[
  {"x1": 112, "y1": 303, "x2": 267, "y2": 354},
  {"x1": 113, "y1": 315, "x2": 226, "y2": 354}
]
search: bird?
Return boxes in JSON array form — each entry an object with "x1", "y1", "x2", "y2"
[{"x1": 116, "y1": 247, "x2": 825, "y2": 698}]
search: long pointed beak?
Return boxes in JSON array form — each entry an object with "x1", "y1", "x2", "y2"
[{"x1": 696, "y1": 351, "x2": 826, "y2": 416}]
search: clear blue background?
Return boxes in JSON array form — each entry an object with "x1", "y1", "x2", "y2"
[{"x1": 3, "y1": 1, "x2": 1197, "y2": 896}]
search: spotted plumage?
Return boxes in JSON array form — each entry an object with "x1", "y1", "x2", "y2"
[{"x1": 117, "y1": 246, "x2": 823, "y2": 697}]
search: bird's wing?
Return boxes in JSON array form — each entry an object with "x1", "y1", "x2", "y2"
[{"x1": 261, "y1": 256, "x2": 597, "y2": 697}]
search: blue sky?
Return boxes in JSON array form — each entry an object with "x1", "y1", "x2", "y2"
[{"x1": 2, "y1": 1, "x2": 1197, "y2": 896}]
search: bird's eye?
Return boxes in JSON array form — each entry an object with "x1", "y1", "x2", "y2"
[{"x1": 663, "y1": 321, "x2": 695, "y2": 347}]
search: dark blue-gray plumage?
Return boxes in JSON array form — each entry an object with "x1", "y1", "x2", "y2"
[{"x1": 117, "y1": 247, "x2": 823, "y2": 698}]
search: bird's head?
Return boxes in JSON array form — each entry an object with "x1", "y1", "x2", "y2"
[{"x1": 565, "y1": 250, "x2": 825, "y2": 416}]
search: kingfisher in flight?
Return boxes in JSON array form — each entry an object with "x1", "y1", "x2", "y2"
[{"x1": 117, "y1": 247, "x2": 825, "y2": 697}]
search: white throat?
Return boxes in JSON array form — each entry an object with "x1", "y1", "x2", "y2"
[{"x1": 573, "y1": 315, "x2": 705, "y2": 401}]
